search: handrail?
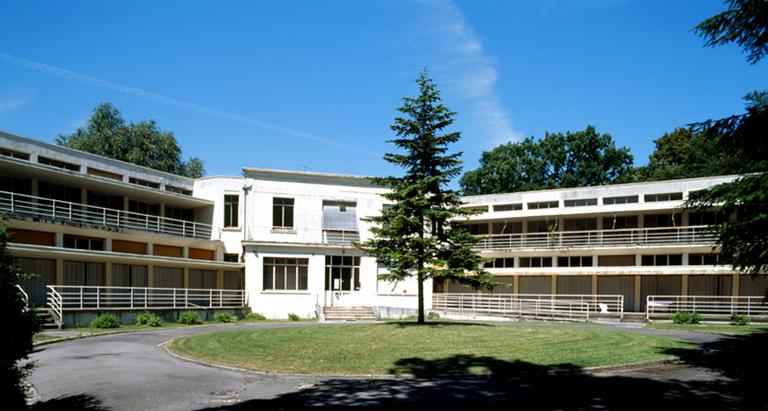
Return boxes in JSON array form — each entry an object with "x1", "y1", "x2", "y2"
[
  {"x1": 0, "y1": 190, "x2": 214, "y2": 240},
  {"x1": 646, "y1": 295, "x2": 768, "y2": 320},
  {"x1": 46, "y1": 286, "x2": 63, "y2": 329},
  {"x1": 474, "y1": 225, "x2": 717, "y2": 250}
]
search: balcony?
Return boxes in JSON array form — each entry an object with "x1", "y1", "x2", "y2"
[
  {"x1": 474, "y1": 225, "x2": 717, "y2": 250},
  {"x1": 323, "y1": 229, "x2": 360, "y2": 246},
  {"x1": 0, "y1": 190, "x2": 213, "y2": 240}
]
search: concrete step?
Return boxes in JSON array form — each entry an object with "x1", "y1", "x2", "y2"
[{"x1": 323, "y1": 306, "x2": 377, "y2": 321}]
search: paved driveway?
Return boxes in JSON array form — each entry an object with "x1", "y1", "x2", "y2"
[{"x1": 28, "y1": 322, "x2": 743, "y2": 410}]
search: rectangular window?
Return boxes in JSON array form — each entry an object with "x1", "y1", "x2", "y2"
[
  {"x1": 492, "y1": 221, "x2": 523, "y2": 234},
  {"x1": 166, "y1": 206, "x2": 194, "y2": 221},
  {"x1": 128, "y1": 177, "x2": 160, "y2": 189},
  {"x1": 643, "y1": 213, "x2": 681, "y2": 228},
  {"x1": 563, "y1": 218, "x2": 597, "y2": 231},
  {"x1": 688, "y1": 211, "x2": 721, "y2": 226},
  {"x1": 519, "y1": 256, "x2": 553, "y2": 268},
  {"x1": 86, "y1": 167, "x2": 123, "y2": 181},
  {"x1": 87, "y1": 191, "x2": 123, "y2": 210},
  {"x1": 63, "y1": 235, "x2": 104, "y2": 251},
  {"x1": 0, "y1": 148, "x2": 30, "y2": 160},
  {"x1": 493, "y1": 203, "x2": 522, "y2": 212},
  {"x1": 689, "y1": 253, "x2": 719, "y2": 265},
  {"x1": 224, "y1": 253, "x2": 240, "y2": 263},
  {"x1": 603, "y1": 195, "x2": 639, "y2": 205},
  {"x1": 602, "y1": 215, "x2": 639, "y2": 230},
  {"x1": 527, "y1": 201, "x2": 559, "y2": 210},
  {"x1": 644, "y1": 192, "x2": 683, "y2": 202},
  {"x1": 564, "y1": 198, "x2": 597, "y2": 207},
  {"x1": 224, "y1": 194, "x2": 239, "y2": 228},
  {"x1": 486, "y1": 258, "x2": 515, "y2": 269},
  {"x1": 38, "y1": 156, "x2": 80, "y2": 171},
  {"x1": 641, "y1": 254, "x2": 683, "y2": 266},
  {"x1": 598, "y1": 255, "x2": 636, "y2": 267},
  {"x1": 462, "y1": 205, "x2": 489, "y2": 212},
  {"x1": 557, "y1": 256, "x2": 593, "y2": 267},
  {"x1": 263, "y1": 257, "x2": 309, "y2": 291},
  {"x1": 465, "y1": 223, "x2": 489, "y2": 235},
  {"x1": 38, "y1": 181, "x2": 80, "y2": 203},
  {"x1": 527, "y1": 220, "x2": 555, "y2": 233},
  {"x1": 325, "y1": 255, "x2": 360, "y2": 291},
  {"x1": 128, "y1": 200, "x2": 160, "y2": 216},
  {"x1": 165, "y1": 185, "x2": 193, "y2": 196},
  {"x1": 273, "y1": 198, "x2": 295, "y2": 229}
]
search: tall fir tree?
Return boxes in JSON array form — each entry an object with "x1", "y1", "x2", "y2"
[{"x1": 359, "y1": 70, "x2": 492, "y2": 324}]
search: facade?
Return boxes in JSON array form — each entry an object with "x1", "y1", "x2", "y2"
[{"x1": 2, "y1": 130, "x2": 766, "y2": 321}]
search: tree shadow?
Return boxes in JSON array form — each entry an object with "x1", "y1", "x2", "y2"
[
  {"x1": 31, "y1": 394, "x2": 109, "y2": 410},
  {"x1": 387, "y1": 320, "x2": 495, "y2": 329},
  {"x1": 194, "y1": 349, "x2": 755, "y2": 410}
]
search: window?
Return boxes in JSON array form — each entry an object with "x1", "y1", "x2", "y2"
[
  {"x1": 165, "y1": 185, "x2": 193, "y2": 196},
  {"x1": 688, "y1": 211, "x2": 722, "y2": 226},
  {"x1": 165, "y1": 206, "x2": 194, "y2": 221},
  {"x1": 485, "y1": 258, "x2": 515, "y2": 269},
  {"x1": 602, "y1": 215, "x2": 638, "y2": 230},
  {"x1": 63, "y1": 235, "x2": 104, "y2": 251},
  {"x1": 38, "y1": 156, "x2": 80, "y2": 171},
  {"x1": 87, "y1": 191, "x2": 123, "y2": 210},
  {"x1": 641, "y1": 254, "x2": 683, "y2": 266},
  {"x1": 598, "y1": 255, "x2": 636, "y2": 266},
  {"x1": 493, "y1": 203, "x2": 522, "y2": 212},
  {"x1": 273, "y1": 198, "x2": 294, "y2": 229},
  {"x1": 86, "y1": 167, "x2": 122, "y2": 181},
  {"x1": 0, "y1": 148, "x2": 29, "y2": 160},
  {"x1": 224, "y1": 194, "x2": 239, "y2": 228},
  {"x1": 129, "y1": 177, "x2": 160, "y2": 189},
  {"x1": 557, "y1": 256, "x2": 593, "y2": 267},
  {"x1": 603, "y1": 195, "x2": 639, "y2": 205},
  {"x1": 527, "y1": 220, "x2": 555, "y2": 233},
  {"x1": 325, "y1": 255, "x2": 360, "y2": 291},
  {"x1": 527, "y1": 201, "x2": 559, "y2": 210},
  {"x1": 645, "y1": 192, "x2": 683, "y2": 202},
  {"x1": 563, "y1": 218, "x2": 597, "y2": 231},
  {"x1": 492, "y1": 221, "x2": 522, "y2": 234},
  {"x1": 564, "y1": 198, "x2": 597, "y2": 207},
  {"x1": 224, "y1": 253, "x2": 240, "y2": 263},
  {"x1": 644, "y1": 213, "x2": 681, "y2": 228},
  {"x1": 462, "y1": 205, "x2": 489, "y2": 212},
  {"x1": 38, "y1": 181, "x2": 80, "y2": 203},
  {"x1": 519, "y1": 256, "x2": 553, "y2": 268},
  {"x1": 0, "y1": 177, "x2": 32, "y2": 195},
  {"x1": 689, "y1": 253, "x2": 719, "y2": 266},
  {"x1": 465, "y1": 223, "x2": 489, "y2": 235},
  {"x1": 128, "y1": 200, "x2": 160, "y2": 216},
  {"x1": 263, "y1": 257, "x2": 309, "y2": 291}
]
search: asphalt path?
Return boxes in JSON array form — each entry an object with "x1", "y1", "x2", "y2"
[{"x1": 28, "y1": 321, "x2": 736, "y2": 410}]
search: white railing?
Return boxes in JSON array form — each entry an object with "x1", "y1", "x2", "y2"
[
  {"x1": 47, "y1": 286, "x2": 63, "y2": 329},
  {"x1": 323, "y1": 230, "x2": 360, "y2": 246},
  {"x1": 474, "y1": 225, "x2": 717, "y2": 250},
  {"x1": 0, "y1": 190, "x2": 213, "y2": 240},
  {"x1": 46, "y1": 285, "x2": 246, "y2": 314},
  {"x1": 646, "y1": 295, "x2": 768, "y2": 320},
  {"x1": 431, "y1": 293, "x2": 622, "y2": 322}
]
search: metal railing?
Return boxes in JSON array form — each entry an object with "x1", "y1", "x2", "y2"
[
  {"x1": 474, "y1": 225, "x2": 717, "y2": 250},
  {"x1": 323, "y1": 230, "x2": 360, "y2": 246},
  {"x1": 646, "y1": 295, "x2": 768, "y2": 320},
  {"x1": 431, "y1": 293, "x2": 624, "y2": 322},
  {"x1": 46, "y1": 285, "x2": 247, "y2": 325},
  {"x1": 0, "y1": 190, "x2": 213, "y2": 240}
]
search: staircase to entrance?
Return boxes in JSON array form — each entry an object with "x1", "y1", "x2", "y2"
[{"x1": 323, "y1": 306, "x2": 377, "y2": 321}]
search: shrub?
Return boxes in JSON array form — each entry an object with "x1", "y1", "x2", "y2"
[
  {"x1": 178, "y1": 311, "x2": 203, "y2": 325},
  {"x1": 287, "y1": 313, "x2": 300, "y2": 321},
  {"x1": 730, "y1": 314, "x2": 751, "y2": 326},
  {"x1": 243, "y1": 312, "x2": 266, "y2": 321},
  {"x1": 427, "y1": 312, "x2": 440, "y2": 320},
  {"x1": 214, "y1": 312, "x2": 237, "y2": 323},
  {"x1": 672, "y1": 311, "x2": 702, "y2": 324},
  {"x1": 90, "y1": 314, "x2": 120, "y2": 329},
  {"x1": 135, "y1": 312, "x2": 163, "y2": 327}
]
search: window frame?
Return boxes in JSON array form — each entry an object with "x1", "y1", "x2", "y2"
[
  {"x1": 272, "y1": 197, "x2": 295, "y2": 230},
  {"x1": 223, "y1": 194, "x2": 240, "y2": 228},
  {"x1": 263, "y1": 257, "x2": 309, "y2": 291}
]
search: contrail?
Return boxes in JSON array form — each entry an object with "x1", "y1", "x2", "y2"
[{"x1": 0, "y1": 52, "x2": 380, "y2": 158}]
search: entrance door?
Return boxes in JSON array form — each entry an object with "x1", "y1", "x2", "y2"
[{"x1": 324, "y1": 255, "x2": 360, "y2": 306}]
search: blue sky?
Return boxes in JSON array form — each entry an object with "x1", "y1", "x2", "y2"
[{"x1": 0, "y1": 0, "x2": 765, "y2": 180}]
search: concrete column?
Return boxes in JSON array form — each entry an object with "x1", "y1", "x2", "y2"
[
  {"x1": 638, "y1": 214, "x2": 645, "y2": 228},
  {"x1": 551, "y1": 274, "x2": 557, "y2": 295},
  {"x1": 681, "y1": 274, "x2": 689, "y2": 296},
  {"x1": 634, "y1": 275, "x2": 642, "y2": 312},
  {"x1": 183, "y1": 267, "x2": 189, "y2": 289},
  {"x1": 160, "y1": 204, "x2": 166, "y2": 218},
  {"x1": 123, "y1": 197, "x2": 129, "y2": 212},
  {"x1": 217, "y1": 269, "x2": 224, "y2": 289},
  {"x1": 682, "y1": 253, "x2": 689, "y2": 265},
  {"x1": 31, "y1": 178, "x2": 38, "y2": 196},
  {"x1": 105, "y1": 262, "x2": 112, "y2": 286},
  {"x1": 732, "y1": 273, "x2": 740, "y2": 297},
  {"x1": 183, "y1": 247, "x2": 189, "y2": 259},
  {"x1": 591, "y1": 274, "x2": 598, "y2": 295},
  {"x1": 56, "y1": 258, "x2": 64, "y2": 285},
  {"x1": 81, "y1": 188, "x2": 88, "y2": 204},
  {"x1": 54, "y1": 232, "x2": 64, "y2": 247},
  {"x1": 513, "y1": 275, "x2": 519, "y2": 295},
  {"x1": 147, "y1": 265, "x2": 154, "y2": 287},
  {"x1": 147, "y1": 242, "x2": 154, "y2": 255},
  {"x1": 105, "y1": 238, "x2": 112, "y2": 252}
]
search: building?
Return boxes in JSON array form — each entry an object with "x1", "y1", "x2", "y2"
[{"x1": 2, "y1": 130, "x2": 765, "y2": 323}]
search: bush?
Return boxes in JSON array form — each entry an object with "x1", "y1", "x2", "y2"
[
  {"x1": 672, "y1": 311, "x2": 702, "y2": 324},
  {"x1": 243, "y1": 312, "x2": 266, "y2": 321},
  {"x1": 135, "y1": 312, "x2": 163, "y2": 327},
  {"x1": 427, "y1": 312, "x2": 440, "y2": 320},
  {"x1": 90, "y1": 314, "x2": 120, "y2": 329},
  {"x1": 730, "y1": 314, "x2": 751, "y2": 326},
  {"x1": 214, "y1": 312, "x2": 237, "y2": 323},
  {"x1": 178, "y1": 311, "x2": 203, "y2": 325},
  {"x1": 287, "y1": 313, "x2": 300, "y2": 321}
]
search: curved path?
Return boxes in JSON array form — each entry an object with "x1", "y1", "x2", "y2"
[{"x1": 28, "y1": 322, "x2": 731, "y2": 410}]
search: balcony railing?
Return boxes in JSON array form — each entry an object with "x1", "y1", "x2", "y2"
[
  {"x1": 323, "y1": 230, "x2": 360, "y2": 246},
  {"x1": 646, "y1": 295, "x2": 768, "y2": 320},
  {"x1": 0, "y1": 190, "x2": 213, "y2": 240},
  {"x1": 474, "y1": 225, "x2": 718, "y2": 250}
]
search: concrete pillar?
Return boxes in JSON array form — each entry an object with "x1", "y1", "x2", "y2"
[
  {"x1": 513, "y1": 275, "x2": 519, "y2": 295},
  {"x1": 217, "y1": 269, "x2": 224, "y2": 289},
  {"x1": 183, "y1": 267, "x2": 189, "y2": 289},
  {"x1": 56, "y1": 258, "x2": 64, "y2": 285},
  {"x1": 54, "y1": 232, "x2": 64, "y2": 247},
  {"x1": 681, "y1": 274, "x2": 689, "y2": 296},
  {"x1": 682, "y1": 253, "x2": 689, "y2": 265},
  {"x1": 147, "y1": 265, "x2": 154, "y2": 287},
  {"x1": 105, "y1": 262, "x2": 112, "y2": 286},
  {"x1": 732, "y1": 273, "x2": 740, "y2": 297},
  {"x1": 183, "y1": 247, "x2": 189, "y2": 259},
  {"x1": 638, "y1": 214, "x2": 645, "y2": 228},
  {"x1": 105, "y1": 238, "x2": 112, "y2": 252},
  {"x1": 591, "y1": 274, "x2": 598, "y2": 295},
  {"x1": 147, "y1": 242, "x2": 154, "y2": 255},
  {"x1": 123, "y1": 197, "x2": 129, "y2": 212},
  {"x1": 634, "y1": 275, "x2": 642, "y2": 312},
  {"x1": 551, "y1": 274, "x2": 557, "y2": 295},
  {"x1": 81, "y1": 188, "x2": 88, "y2": 204},
  {"x1": 31, "y1": 178, "x2": 38, "y2": 196}
]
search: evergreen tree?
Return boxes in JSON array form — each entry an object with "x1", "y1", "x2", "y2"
[{"x1": 359, "y1": 71, "x2": 492, "y2": 324}]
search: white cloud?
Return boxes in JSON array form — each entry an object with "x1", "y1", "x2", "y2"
[
  {"x1": 420, "y1": 0, "x2": 519, "y2": 145},
  {"x1": 0, "y1": 96, "x2": 29, "y2": 112}
]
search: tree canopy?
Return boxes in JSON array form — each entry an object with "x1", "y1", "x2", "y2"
[
  {"x1": 460, "y1": 126, "x2": 634, "y2": 195},
  {"x1": 694, "y1": 0, "x2": 768, "y2": 64},
  {"x1": 359, "y1": 71, "x2": 491, "y2": 323},
  {"x1": 57, "y1": 103, "x2": 205, "y2": 178}
]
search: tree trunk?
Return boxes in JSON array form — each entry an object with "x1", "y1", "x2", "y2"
[{"x1": 417, "y1": 267, "x2": 424, "y2": 324}]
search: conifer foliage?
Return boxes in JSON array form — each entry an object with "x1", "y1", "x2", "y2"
[{"x1": 360, "y1": 71, "x2": 492, "y2": 323}]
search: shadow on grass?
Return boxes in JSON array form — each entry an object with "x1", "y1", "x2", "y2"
[
  {"x1": 31, "y1": 394, "x2": 108, "y2": 410},
  {"x1": 194, "y1": 342, "x2": 762, "y2": 411},
  {"x1": 386, "y1": 320, "x2": 495, "y2": 329}
]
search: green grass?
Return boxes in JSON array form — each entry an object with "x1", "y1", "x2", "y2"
[
  {"x1": 168, "y1": 322, "x2": 694, "y2": 375},
  {"x1": 647, "y1": 322, "x2": 768, "y2": 335},
  {"x1": 33, "y1": 333, "x2": 62, "y2": 343}
]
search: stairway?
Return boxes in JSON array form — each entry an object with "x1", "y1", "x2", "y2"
[
  {"x1": 35, "y1": 308, "x2": 60, "y2": 330},
  {"x1": 620, "y1": 312, "x2": 648, "y2": 324},
  {"x1": 323, "y1": 306, "x2": 378, "y2": 321}
]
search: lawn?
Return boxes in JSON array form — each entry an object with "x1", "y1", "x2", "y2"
[
  {"x1": 168, "y1": 322, "x2": 694, "y2": 375},
  {"x1": 646, "y1": 322, "x2": 768, "y2": 335}
]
